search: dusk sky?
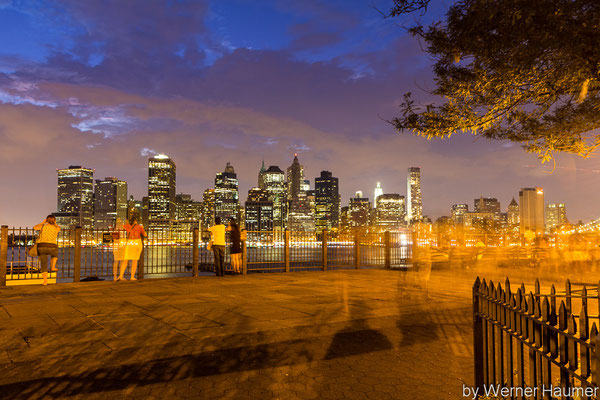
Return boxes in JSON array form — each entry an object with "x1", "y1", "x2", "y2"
[{"x1": 1, "y1": 0, "x2": 599, "y2": 227}]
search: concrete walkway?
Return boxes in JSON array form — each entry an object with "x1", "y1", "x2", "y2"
[{"x1": 0, "y1": 269, "x2": 480, "y2": 399}]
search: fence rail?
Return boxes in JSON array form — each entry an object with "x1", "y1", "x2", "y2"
[
  {"x1": 473, "y1": 277, "x2": 600, "y2": 399},
  {"x1": 0, "y1": 225, "x2": 413, "y2": 285}
]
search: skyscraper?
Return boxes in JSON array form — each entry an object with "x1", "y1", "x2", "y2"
[
  {"x1": 519, "y1": 187, "x2": 545, "y2": 235},
  {"x1": 260, "y1": 165, "x2": 287, "y2": 231},
  {"x1": 286, "y1": 153, "x2": 304, "y2": 200},
  {"x1": 214, "y1": 162, "x2": 239, "y2": 223},
  {"x1": 287, "y1": 154, "x2": 314, "y2": 231},
  {"x1": 201, "y1": 189, "x2": 215, "y2": 230},
  {"x1": 507, "y1": 198, "x2": 519, "y2": 226},
  {"x1": 349, "y1": 194, "x2": 371, "y2": 228},
  {"x1": 474, "y1": 197, "x2": 501, "y2": 215},
  {"x1": 375, "y1": 194, "x2": 405, "y2": 229},
  {"x1": 406, "y1": 167, "x2": 422, "y2": 224},
  {"x1": 127, "y1": 195, "x2": 143, "y2": 221},
  {"x1": 245, "y1": 188, "x2": 273, "y2": 231},
  {"x1": 451, "y1": 204, "x2": 469, "y2": 225},
  {"x1": 55, "y1": 166, "x2": 95, "y2": 228},
  {"x1": 94, "y1": 177, "x2": 127, "y2": 229},
  {"x1": 374, "y1": 182, "x2": 383, "y2": 204},
  {"x1": 175, "y1": 193, "x2": 202, "y2": 231},
  {"x1": 148, "y1": 154, "x2": 176, "y2": 229},
  {"x1": 545, "y1": 203, "x2": 568, "y2": 233},
  {"x1": 315, "y1": 171, "x2": 340, "y2": 231}
]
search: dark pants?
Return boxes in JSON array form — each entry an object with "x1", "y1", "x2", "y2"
[
  {"x1": 37, "y1": 243, "x2": 58, "y2": 273},
  {"x1": 212, "y1": 245, "x2": 225, "y2": 276}
]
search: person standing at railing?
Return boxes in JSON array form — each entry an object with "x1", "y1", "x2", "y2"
[
  {"x1": 208, "y1": 217, "x2": 226, "y2": 276},
  {"x1": 118, "y1": 215, "x2": 147, "y2": 281},
  {"x1": 226, "y1": 218, "x2": 242, "y2": 274},
  {"x1": 112, "y1": 218, "x2": 125, "y2": 281},
  {"x1": 33, "y1": 215, "x2": 60, "y2": 286}
]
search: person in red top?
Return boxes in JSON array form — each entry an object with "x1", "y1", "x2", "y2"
[{"x1": 117, "y1": 215, "x2": 147, "y2": 281}]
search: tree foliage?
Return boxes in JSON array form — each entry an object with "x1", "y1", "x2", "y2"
[{"x1": 389, "y1": 0, "x2": 600, "y2": 160}]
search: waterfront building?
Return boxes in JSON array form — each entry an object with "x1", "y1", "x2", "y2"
[
  {"x1": 375, "y1": 194, "x2": 405, "y2": 229},
  {"x1": 94, "y1": 177, "x2": 127, "y2": 229},
  {"x1": 214, "y1": 162, "x2": 240, "y2": 223},
  {"x1": 451, "y1": 204, "x2": 469, "y2": 225},
  {"x1": 245, "y1": 188, "x2": 274, "y2": 231},
  {"x1": 55, "y1": 166, "x2": 95, "y2": 229},
  {"x1": 148, "y1": 154, "x2": 176, "y2": 229},
  {"x1": 315, "y1": 171, "x2": 340, "y2": 231},
  {"x1": 340, "y1": 206, "x2": 350, "y2": 231},
  {"x1": 519, "y1": 187, "x2": 545, "y2": 235},
  {"x1": 474, "y1": 197, "x2": 501, "y2": 215},
  {"x1": 175, "y1": 193, "x2": 202, "y2": 232},
  {"x1": 545, "y1": 203, "x2": 568, "y2": 233},
  {"x1": 406, "y1": 167, "x2": 423, "y2": 224}
]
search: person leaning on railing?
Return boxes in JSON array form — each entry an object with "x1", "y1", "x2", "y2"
[
  {"x1": 117, "y1": 215, "x2": 147, "y2": 281},
  {"x1": 208, "y1": 216, "x2": 226, "y2": 277},
  {"x1": 33, "y1": 215, "x2": 60, "y2": 286}
]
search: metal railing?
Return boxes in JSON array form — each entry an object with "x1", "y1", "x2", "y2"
[
  {"x1": 473, "y1": 277, "x2": 600, "y2": 399},
  {"x1": 0, "y1": 225, "x2": 413, "y2": 285}
]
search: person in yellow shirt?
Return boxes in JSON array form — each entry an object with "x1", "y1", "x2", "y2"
[
  {"x1": 33, "y1": 215, "x2": 61, "y2": 286},
  {"x1": 208, "y1": 217, "x2": 226, "y2": 276}
]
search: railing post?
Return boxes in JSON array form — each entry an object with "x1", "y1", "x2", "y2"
[
  {"x1": 73, "y1": 226, "x2": 81, "y2": 282},
  {"x1": 354, "y1": 230, "x2": 360, "y2": 269},
  {"x1": 322, "y1": 229, "x2": 328, "y2": 271},
  {"x1": 242, "y1": 238, "x2": 247, "y2": 275},
  {"x1": 384, "y1": 231, "x2": 391, "y2": 269},
  {"x1": 192, "y1": 227, "x2": 199, "y2": 277},
  {"x1": 0, "y1": 226, "x2": 7, "y2": 287},
  {"x1": 138, "y1": 238, "x2": 145, "y2": 280},
  {"x1": 284, "y1": 229, "x2": 290, "y2": 273},
  {"x1": 473, "y1": 277, "x2": 485, "y2": 396}
]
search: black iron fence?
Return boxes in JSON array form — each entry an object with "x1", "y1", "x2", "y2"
[
  {"x1": 0, "y1": 226, "x2": 412, "y2": 285},
  {"x1": 473, "y1": 277, "x2": 600, "y2": 399}
]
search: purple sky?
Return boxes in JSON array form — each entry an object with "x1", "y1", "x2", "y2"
[{"x1": 0, "y1": 0, "x2": 599, "y2": 227}]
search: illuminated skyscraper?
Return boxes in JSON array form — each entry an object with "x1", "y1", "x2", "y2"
[
  {"x1": 215, "y1": 162, "x2": 239, "y2": 223},
  {"x1": 349, "y1": 194, "x2": 371, "y2": 228},
  {"x1": 545, "y1": 203, "x2": 568, "y2": 233},
  {"x1": 507, "y1": 198, "x2": 519, "y2": 226},
  {"x1": 406, "y1": 167, "x2": 422, "y2": 224},
  {"x1": 374, "y1": 182, "x2": 383, "y2": 204},
  {"x1": 55, "y1": 166, "x2": 95, "y2": 228},
  {"x1": 201, "y1": 189, "x2": 215, "y2": 230},
  {"x1": 375, "y1": 194, "x2": 405, "y2": 229},
  {"x1": 175, "y1": 193, "x2": 202, "y2": 231},
  {"x1": 315, "y1": 171, "x2": 340, "y2": 231},
  {"x1": 519, "y1": 187, "x2": 545, "y2": 235},
  {"x1": 260, "y1": 165, "x2": 287, "y2": 230},
  {"x1": 287, "y1": 154, "x2": 314, "y2": 231},
  {"x1": 474, "y1": 197, "x2": 501, "y2": 215},
  {"x1": 148, "y1": 154, "x2": 176, "y2": 229},
  {"x1": 94, "y1": 177, "x2": 127, "y2": 229},
  {"x1": 286, "y1": 154, "x2": 304, "y2": 200},
  {"x1": 245, "y1": 188, "x2": 273, "y2": 231},
  {"x1": 451, "y1": 204, "x2": 469, "y2": 225}
]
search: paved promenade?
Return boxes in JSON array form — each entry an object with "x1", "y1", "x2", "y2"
[{"x1": 0, "y1": 268, "x2": 493, "y2": 399}]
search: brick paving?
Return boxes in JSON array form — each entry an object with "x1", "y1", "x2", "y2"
[{"x1": 0, "y1": 267, "x2": 537, "y2": 399}]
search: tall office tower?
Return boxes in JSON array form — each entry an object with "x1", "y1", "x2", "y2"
[
  {"x1": 260, "y1": 165, "x2": 287, "y2": 231},
  {"x1": 519, "y1": 187, "x2": 545, "y2": 235},
  {"x1": 245, "y1": 188, "x2": 274, "y2": 231},
  {"x1": 142, "y1": 196, "x2": 149, "y2": 227},
  {"x1": 94, "y1": 177, "x2": 127, "y2": 229},
  {"x1": 406, "y1": 167, "x2": 422, "y2": 224},
  {"x1": 201, "y1": 189, "x2": 215, "y2": 230},
  {"x1": 127, "y1": 195, "x2": 143, "y2": 221},
  {"x1": 340, "y1": 206, "x2": 350, "y2": 231},
  {"x1": 286, "y1": 153, "x2": 304, "y2": 200},
  {"x1": 545, "y1": 203, "x2": 568, "y2": 233},
  {"x1": 376, "y1": 194, "x2": 405, "y2": 229},
  {"x1": 175, "y1": 194, "x2": 202, "y2": 224},
  {"x1": 349, "y1": 194, "x2": 372, "y2": 228},
  {"x1": 374, "y1": 182, "x2": 383, "y2": 204},
  {"x1": 148, "y1": 154, "x2": 176, "y2": 229},
  {"x1": 258, "y1": 160, "x2": 266, "y2": 189},
  {"x1": 507, "y1": 198, "x2": 519, "y2": 226},
  {"x1": 55, "y1": 166, "x2": 95, "y2": 229},
  {"x1": 474, "y1": 197, "x2": 501, "y2": 215},
  {"x1": 315, "y1": 171, "x2": 340, "y2": 231},
  {"x1": 451, "y1": 204, "x2": 469, "y2": 225},
  {"x1": 215, "y1": 162, "x2": 239, "y2": 223}
]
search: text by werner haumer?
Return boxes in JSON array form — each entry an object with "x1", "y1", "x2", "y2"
[{"x1": 463, "y1": 384, "x2": 598, "y2": 399}]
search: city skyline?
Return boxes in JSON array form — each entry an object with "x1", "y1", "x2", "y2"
[{"x1": 0, "y1": 1, "x2": 598, "y2": 227}]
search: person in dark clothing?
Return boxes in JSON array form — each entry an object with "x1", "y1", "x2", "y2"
[{"x1": 226, "y1": 218, "x2": 242, "y2": 274}]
